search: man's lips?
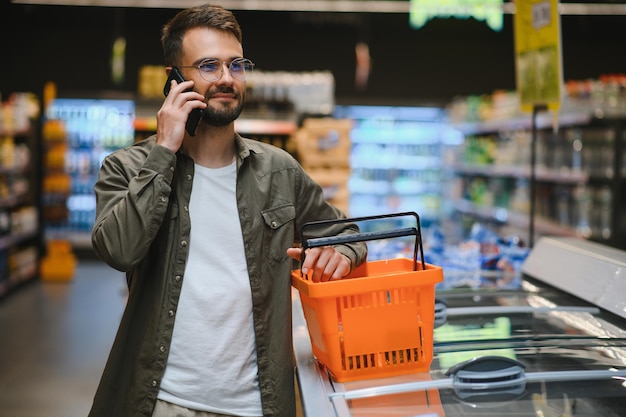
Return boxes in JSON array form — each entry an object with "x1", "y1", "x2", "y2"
[{"x1": 209, "y1": 92, "x2": 236, "y2": 100}]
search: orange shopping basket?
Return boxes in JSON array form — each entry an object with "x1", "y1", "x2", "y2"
[{"x1": 292, "y1": 212, "x2": 444, "y2": 382}]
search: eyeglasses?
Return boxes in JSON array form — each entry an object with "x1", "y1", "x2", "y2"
[{"x1": 179, "y1": 58, "x2": 255, "y2": 82}]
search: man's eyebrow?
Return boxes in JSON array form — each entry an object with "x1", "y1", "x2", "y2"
[{"x1": 193, "y1": 56, "x2": 243, "y2": 65}]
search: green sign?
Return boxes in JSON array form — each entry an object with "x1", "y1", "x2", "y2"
[{"x1": 410, "y1": 0, "x2": 504, "y2": 31}]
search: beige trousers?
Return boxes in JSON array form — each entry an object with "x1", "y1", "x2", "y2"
[{"x1": 151, "y1": 399, "x2": 234, "y2": 417}]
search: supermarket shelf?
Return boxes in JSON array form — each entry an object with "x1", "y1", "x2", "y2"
[
  {"x1": 0, "y1": 266, "x2": 37, "y2": 298},
  {"x1": 0, "y1": 166, "x2": 26, "y2": 175},
  {"x1": 349, "y1": 179, "x2": 442, "y2": 196},
  {"x1": 0, "y1": 107, "x2": 42, "y2": 300},
  {"x1": 0, "y1": 126, "x2": 34, "y2": 139},
  {"x1": 452, "y1": 163, "x2": 589, "y2": 184},
  {"x1": 0, "y1": 193, "x2": 29, "y2": 209},
  {"x1": 352, "y1": 155, "x2": 441, "y2": 170},
  {"x1": 452, "y1": 111, "x2": 592, "y2": 136},
  {"x1": 453, "y1": 199, "x2": 579, "y2": 238},
  {"x1": 0, "y1": 230, "x2": 39, "y2": 251},
  {"x1": 45, "y1": 229, "x2": 93, "y2": 250},
  {"x1": 447, "y1": 101, "x2": 625, "y2": 250},
  {"x1": 133, "y1": 117, "x2": 299, "y2": 136},
  {"x1": 235, "y1": 118, "x2": 298, "y2": 135},
  {"x1": 133, "y1": 117, "x2": 157, "y2": 132}
]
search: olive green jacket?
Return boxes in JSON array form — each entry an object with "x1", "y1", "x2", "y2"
[{"x1": 88, "y1": 134, "x2": 367, "y2": 417}]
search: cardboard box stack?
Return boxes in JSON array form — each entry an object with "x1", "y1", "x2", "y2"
[{"x1": 294, "y1": 118, "x2": 352, "y2": 214}]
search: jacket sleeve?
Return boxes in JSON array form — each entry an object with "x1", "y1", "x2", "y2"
[
  {"x1": 293, "y1": 164, "x2": 368, "y2": 272},
  {"x1": 91, "y1": 143, "x2": 177, "y2": 272}
]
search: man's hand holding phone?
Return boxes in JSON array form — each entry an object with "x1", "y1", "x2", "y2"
[{"x1": 157, "y1": 68, "x2": 207, "y2": 152}]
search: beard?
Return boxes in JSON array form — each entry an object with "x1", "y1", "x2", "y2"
[{"x1": 201, "y1": 86, "x2": 245, "y2": 127}]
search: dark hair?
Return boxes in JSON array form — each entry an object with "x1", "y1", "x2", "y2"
[{"x1": 161, "y1": 3, "x2": 243, "y2": 67}]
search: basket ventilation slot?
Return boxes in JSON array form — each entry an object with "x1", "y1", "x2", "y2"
[
  {"x1": 345, "y1": 348, "x2": 422, "y2": 370},
  {"x1": 341, "y1": 289, "x2": 415, "y2": 309}
]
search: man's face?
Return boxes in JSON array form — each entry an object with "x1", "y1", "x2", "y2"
[{"x1": 180, "y1": 27, "x2": 246, "y2": 127}]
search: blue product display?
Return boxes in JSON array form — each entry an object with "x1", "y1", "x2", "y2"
[{"x1": 423, "y1": 223, "x2": 530, "y2": 290}]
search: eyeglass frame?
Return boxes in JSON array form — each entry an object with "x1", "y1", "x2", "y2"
[{"x1": 178, "y1": 57, "x2": 255, "y2": 82}]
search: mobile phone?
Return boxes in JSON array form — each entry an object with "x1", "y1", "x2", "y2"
[{"x1": 163, "y1": 67, "x2": 203, "y2": 136}]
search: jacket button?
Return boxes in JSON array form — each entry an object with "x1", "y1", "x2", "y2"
[
  {"x1": 175, "y1": 275, "x2": 182, "y2": 282},
  {"x1": 181, "y1": 240, "x2": 188, "y2": 247},
  {"x1": 168, "y1": 310, "x2": 174, "y2": 317},
  {"x1": 271, "y1": 221, "x2": 277, "y2": 228},
  {"x1": 152, "y1": 380, "x2": 158, "y2": 387},
  {"x1": 159, "y1": 345, "x2": 166, "y2": 353},
  {"x1": 186, "y1": 174, "x2": 192, "y2": 180}
]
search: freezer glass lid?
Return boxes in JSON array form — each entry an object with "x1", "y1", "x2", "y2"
[{"x1": 333, "y1": 278, "x2": 626, "y2": 417}]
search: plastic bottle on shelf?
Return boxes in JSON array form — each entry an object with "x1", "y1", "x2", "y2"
[
  {"x1": 556, "y1": 185, "x2": 571, "y2": 227},
  {"x1": 510, "y1": 179, "x2": 529, "y2": 214},
  {"x1": 573, "y1": 184, "x2": 592, "y2": 238},
  {"x1": 590, "y1": 78, "x2": 605, "y2": 118},
  {"x1": 601, "y1": 74, "x2": 621, "y2": 116},
  {"x1": 596, "y1": 186, "x2": 612, "y2": 240},
  {"x1": 571, "y1": 133, "x2": 583, "y2": 173},
  {"x1": 0, "y1": 136, "x2": 15, "y2": 169}
]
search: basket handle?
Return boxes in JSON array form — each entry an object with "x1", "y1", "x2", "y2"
[{"x1": 299, "y1": 211, "x2": 425, "y2": 273}]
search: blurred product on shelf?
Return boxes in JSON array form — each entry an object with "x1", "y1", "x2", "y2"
[
  {"x1": 0, "y1": 92, "x2": 40, "y2": 134},
  {"x1": 447, "y1": 73, "x2": 626, "y2": 125},
  {"x1": 0, "y1": 92, "x2": 42, "y2": 298},
  {"x1": 564, "y1": 74, "x2": 626, "y2": 117},
  {"x1": 294, "y1": 117, "x2": 352, "y2": 168},
  {"x1": 8, "y1": 206, "x2": 39, "y2": 239},
  {"x1": 137, "y1": 65, "x2": 168, "y2": 99},
  {"x1": 445, "y1": 75, "x2": 626, "y2": 250},
  {"x1": 245, "y1": 70, "x2": 335, "y2": 118},
  {"x1": 423, "y1": 223, "x2": 530, "y2": 290},
  {"x1": 42, "y1": 119, "x2": 71, "y2": 228},
  {"x1": 139, "y1": 66, "x2": 335, "y2": 118}
]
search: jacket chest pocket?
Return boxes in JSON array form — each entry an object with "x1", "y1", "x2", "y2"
[
  {"x1": 262, "y1": 204, "x2": 295, "y2": 230},
  {"x1": 261, "y1": 204, "x2": 295, "y2": 261}
]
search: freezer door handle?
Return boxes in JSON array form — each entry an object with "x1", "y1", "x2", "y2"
[{"x1": 446, "y1": 355, "x2": 527, "y2": 400}]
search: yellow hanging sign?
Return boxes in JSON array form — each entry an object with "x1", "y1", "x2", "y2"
[{"x1": 514, "y1": 0, "x2": 563, "y2": 114}]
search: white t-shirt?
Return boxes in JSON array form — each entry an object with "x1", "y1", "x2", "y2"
[{"x1": 158, "y1": 161, "x2": 262, "y2": 416}]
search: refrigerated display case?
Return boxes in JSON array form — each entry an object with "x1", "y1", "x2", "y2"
[
  {"x1": 293, "y1": 236, "x2": 626, "y2": 416},
  {"x1": 43, "y1": 97, "x2": 135, "y2": 251},
  {"x1": 332, "y1": 105, "x2": 463, "y2": 259}
]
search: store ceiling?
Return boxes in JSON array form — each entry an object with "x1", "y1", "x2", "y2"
[{"x1": 8, "y1": 0, "x2": 626, "y2": 15}]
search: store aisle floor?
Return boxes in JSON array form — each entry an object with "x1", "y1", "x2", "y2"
[
  {"x1": 0, "y1": 260, "x2": 305, "y2": 417},
  {"x1": 0, "y1": 260, "x2": 127, "y2": 417}
]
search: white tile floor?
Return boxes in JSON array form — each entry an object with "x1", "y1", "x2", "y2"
[{"x1": 0, "y1": 260, "x2": 128, "y2": 417}]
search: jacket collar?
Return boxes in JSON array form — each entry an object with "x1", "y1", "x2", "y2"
[{"x1": 234, "y1": 132, "x2": 264, "y2": 160}]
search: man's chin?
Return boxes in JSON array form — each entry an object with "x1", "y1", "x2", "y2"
[{"x1": 202, "y1": 108, "x2": 243, "y2": 127}]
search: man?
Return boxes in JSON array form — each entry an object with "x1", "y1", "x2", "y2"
[{"x1": 88, "y1": 3, "x2": 367, "y2": 417}]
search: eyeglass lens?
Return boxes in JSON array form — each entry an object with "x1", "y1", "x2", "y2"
[{"x1": 198, "y1": 59, "x2": 254, "y2": 81}]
